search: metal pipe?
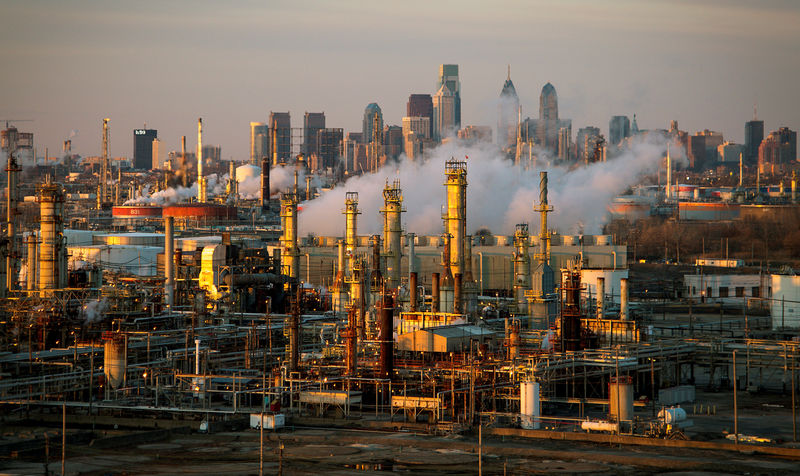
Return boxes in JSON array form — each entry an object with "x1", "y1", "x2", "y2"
[
  {"x1": 409, "y1": 272, "x2": 418, "y2": 312},
  {"x1": 195, "y1": 338, "x2": 201, "y2": 375},
  {"x1": 597, "y1": 277, "x2": 605, "y2": 319},
  {"x1": 407, "y1": 233, "x2": 416, "y2": 276},
  {"x1": 165, "y1": 217, "x2": 174, "y2": 310},
  {"x1": 454, "y1": 273, "x2": 463, "y2": 314},
  {"x1": 379, "y1": 295, "x2": 393, "y2": 380},
  {"x1": 431, "y1": 272, "x2": 440, "y2": 312},
  {"x1": 620, "y1": 277, "x2": 629, "y2": 321}
]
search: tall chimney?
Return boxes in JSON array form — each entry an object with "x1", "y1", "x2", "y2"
[
  {"x1": 101, "y1": 118, "x2": 110, "y2": 205},
  {"x1": 620, "y1": 278, "x2": 629, "y2": 321},
  {"x1": 261, "y1": 156, "x2": 270, "y2": 211},
  {"x1": 197, "y1": 118, "x2": 205, "y2": 202},
  {"x1": 454, "y1": 273, "x2": 463, "y2": 315},
  {"x1": 165, "y1": 217, "x2": 174, "y2": 310},
  {"x1": 596, "y1": 277, "x2": 605, "y2": 319},
  {"x1": 378, "y1": 295, "x2": 394, "y2": 380},
  {"x1": 26, "y1": 233, "x2": 37, "y2": 291},
  {"x1": 431, "y1": 272, "x2": 440, "y2": 312},
  {"x1": 666, "y1": 144, "x2": 672, "y2": 200}
]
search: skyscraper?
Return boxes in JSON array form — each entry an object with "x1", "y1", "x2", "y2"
[
  {"x1": 523, "y1": 83, "x2": 571, "y2": 153},
  {"x1": 362, "y1": 103, "x2": 383, "y2": 144},
  {"x1": 497, "y1": 67, "x2": 519, "y2": 151},
  {"x1": 315, "y1": 128, "x2": 343, "y2": 171},
  {"x1": 758, "y1": 127, "x2": 797, "y2": 174},
  {"x1": 437, "y1": 64, "x2": 461, "y2": 128},
  {"x1": 133, "y1": 128, "x2": 157, "y2": 170},
  {"x1": 268, "y1": 112, "x2": 291, "y2": 164},
  {"x1": 407, "y1": 94, "x2": 433, "y2": 138},
  {"x1": 432, "y1": 84, "x2": 455, "y2": 142},
  {"x1": 745, "y1": 119, "x2": 764, "y2": 165},
  {"x1": 608, "y1": 116, "x2": 631, "y2": 146},
  {"x1": 250, "y1": 122, "x2": 269, "y2": 165},
  {"x1": 303, "y1": 112, "x2": 326, "y2": 155},
  {"x1": 383, "y1": 125, "x2": 403, "y2": 161}
]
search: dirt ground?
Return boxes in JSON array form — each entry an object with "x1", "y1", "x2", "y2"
[{"x1": 2, "y1": 424, "x2": 799, "y2": 475}]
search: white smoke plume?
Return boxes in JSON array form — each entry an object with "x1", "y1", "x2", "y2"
[
  {"x1": 83, "y1": 298, "x2": 109, "y2": 324},
  {"x1": 299, "y1": 133, "x2": 683, "y2": 238}
]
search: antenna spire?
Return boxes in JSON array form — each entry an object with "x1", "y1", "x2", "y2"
[{"x1": 507, "y1": 64, "x2": 510, "y2": 81}]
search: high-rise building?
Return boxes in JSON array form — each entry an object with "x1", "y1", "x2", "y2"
[
  {"x1": 269, "y1": 112, "x2": 291, "y2": 164},
  {"x1": 457, "y1": 126, "x2": 492, "y2": 144},
  {"x1": 384, "y1": 125, "x2": 403, "y2": 161},
  {"x1": 343, "y1": 132, "x2": 363, "y2": 173},
  {"x1": 557, "y1": 127, "x2": 571, "y2": 161},
  {"x1": 311, "y1": 128, "x2": 342, "y2": 171},
  {"x1": 1, "y1": 125, "x2": 34, "y2": 166},
  {"x1": 758, "y1": 127, "x2": 797, "y2": 174},
  {"x1": 608, "y1": 116, "x2": 631, "y2": 146},
  {"x1": 250, "y1": 122, "x2": 269, "y2": 165},
  {"x1": 433, "y1": 84, "x2": 456, "y2": 142},
  {"x1": 687, "y1": 134, "x2": 707, "y2": 171},
  {"x1": 151, "y1": 138, "x2": 161, "y2": 169},
  {"x1": 133, "y1": 128, "x2": 157, "y2": 170},
  {"x1": 303, "y1": 112, "x2": 326, "y2": 155},
  {"x1": 576, "y1": 127, "x2": 599, "y2": 163},
  {"x1": 362, "y1": 103, "x2": 383, "y2": 145},
  {"x1": 497, "y1": 68, "x2": 519, "y2": 151},
  {"x1": 696, "y1": 130, "x2": 724, "y2": 165},
  {"x1": 407, "y1": 94, "x2": 433, "y2": 138},
  {"x1": 437, "y1": 64, "x2": 461, "y2": 128},
  {"x1": 523, "y1": 83, "x2": 571, "y2": 153},
  {"x1": 717, "y1": 142, "x2": 745, "y2": 164},
  {"x1": 402, "y1": 116, "x2": 431, "y2": 140},
  {"x1": 745, "y1": 119, "x2": 764, "y2": 166},
  {"x1": 202, "y1": 145, "x2": 221, "y2": 163}
]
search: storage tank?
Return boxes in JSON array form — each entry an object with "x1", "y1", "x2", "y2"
[
  {"x1": 103, "y1": 334, "x2": 126, "y2": 390},
  {"x1": 609, "y1": 376, "x2": 634, "y2": 421},
  {"x1": 520, "y1": 380, "x2": 540, "y2": 429},
  {"x1": 657, "y1": 407, "x2": 687, "y2": 423},
  {"x1": 111, "y1": 206, "x2": 162, "y2": 219},
  {"x1": 162, "y1": 204, "x2": 237, "y2": 220}
]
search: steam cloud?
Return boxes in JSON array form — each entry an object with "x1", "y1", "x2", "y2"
[
  {"x1": 83, "y1": 298, "x2": 109, "y2": 324},
  {"x1": 299, "y1": 134, "x2": 682, "y2": 237}
]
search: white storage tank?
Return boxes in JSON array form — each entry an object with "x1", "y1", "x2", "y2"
[
  {"x1": 520, "y1": 380, "x2": 540, "y2": 429},
  {"x1": 609, "y1": 376, "x2": 634, "y2": 421},
  {"x1": 103, "y1": 336, "x2": 127, "y2": 390},
  {"x1": 657, "y1": 407, "x2": 687, "y2": 423}
]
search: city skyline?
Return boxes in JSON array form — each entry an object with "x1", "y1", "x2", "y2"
[{"x1": 1, "y1": 0, "x2": 798, "y2": 160}]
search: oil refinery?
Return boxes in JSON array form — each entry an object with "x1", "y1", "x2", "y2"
[{"x1": 1, "y1": 114, "x2": 800, "y2": 474}]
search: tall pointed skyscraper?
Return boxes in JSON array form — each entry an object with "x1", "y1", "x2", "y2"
[
  {"x1": 433, "y1": 84, "x2": 455, "y2": 142},
  {"x1": 526, "y1": 82, "x2": 570, "y2": 152},
  {"x1": 497, "y1": 66, "x2": 519, "y2": 151}
]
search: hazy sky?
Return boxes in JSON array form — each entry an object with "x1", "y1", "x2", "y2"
[{"x1": 1, "y1": 0, "x2": 798, "y2": 160}]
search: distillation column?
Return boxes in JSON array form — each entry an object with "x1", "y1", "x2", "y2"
[
  {"x1": 197, "y1": 118, "x2": 206, "y2": 203},
  {"x1": 529, "y1": 171, "x2": 555, "y2": 328},
  {"x1": 381, "y1": 181, "x2": 404, "y2": 290},
  {"x1": 37, "y1": 180, "x2": 66, "y2": 297},
  {"x1": 164, "y1": 216, "x2": 174, "y2": 310},
  {"x1": 279, "y1": 191, "x2": 300, "y2": 280},
  {"x1": 101, "y1": 118, "x2": 110, "y2": 205},
  {"x1": 344, "y1": 191, "x2": 360, "y2": 297},
  {"x1": 26, "y1": 233, "x2": 37, "y2": 291},
  {"x1": 444, "y1": 159, "x2": 467, "y2": 279},
  {"x1": 513, "y1": 224, "x2": 532, "y2": 316},
  {"x1": 5, "y1": 130, "x2": 20, "y2": 292}
]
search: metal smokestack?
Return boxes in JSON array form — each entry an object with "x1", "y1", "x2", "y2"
[
  {"x1": 5, "y1": 130, "x2": 20, "y2": 292},
  {"x1": 165, "y1": 217, "x2": 174, "y2": 310},
  {"x1": 666, "y1": 144, "x2": 672, "y2": 199},
  {"x1": 431, "y1": 272, "x2": 440, "y2": 312},
  {"x1": 197, "y1": 118, "x2": 205, "y2": 202},
  {"x1": 181, "y1": 135, "x2": 188, "y2": 188},
  {"x1": 261, "y1": 156, "x2": 270, "y2": 211},
  {"x1": 620, "y1": 277, "x2": 629, "y2": 321},
  {"x1": 454, "y1": 273, "x2": 463, "y2": 314},
  {"x1": 26, "y1": 233, "x2": 36, "y2": 291},
  {"x1": 596, "y1": 277, "x2": 605, "y2": 319},
  {"x1": 409, "y1": 272, "x2": 418, "y2": 312},
  {"x1": 102, "y1": 118, "x2": 110, "y2": 205},
  {"x1": 378, "y1": 295, "x2": 394, "y2": 380}
]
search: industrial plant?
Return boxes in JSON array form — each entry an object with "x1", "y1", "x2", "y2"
[{"x1": 1, "y1": 110, "x2": 800, "y2": 475}]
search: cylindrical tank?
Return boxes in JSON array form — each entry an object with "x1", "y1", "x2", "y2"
[
  {"x1": 520, "y1": 381, "x2": 540, "y2": 429},
  {"x1": 111, "y1": 206, "x2": 162, "y2": 219},
  {"x1": 658, "y1": 407, "x2": 687, "y2": 423},
  {"x1": 513, "y1": 224, "x2": 531, "y2": 314},
  {"x1": 104, "y1": 336, "x2": 126, "y2": 390},
  {"x1": 609, "y1": 376, "x2": 634, "y2": 421},
  {"x1": 620, "y1": 278, "x2": 629, "y2": 321},
  {"x1": 37, "y1": 182, "x2": 66, "y2": 296},
  {"x1": 162, "y1": 204, "x2": 236, "y2": 220}
]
